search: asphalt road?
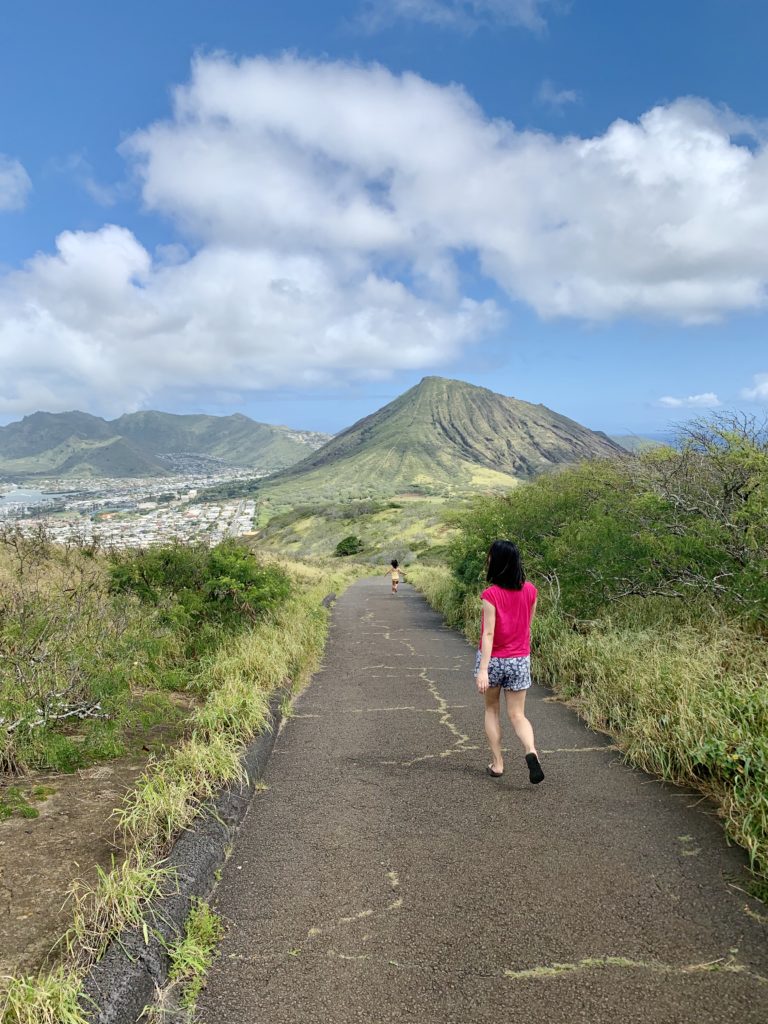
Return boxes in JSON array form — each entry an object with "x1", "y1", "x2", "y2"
[{"x1": 198, "y1": 578, "x2": 768, "y2": 1024}]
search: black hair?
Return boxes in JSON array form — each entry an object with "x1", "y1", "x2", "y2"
[
  {"x1": 485, "y1": 540, "x2": 525, "y2": 590},
  {"x1": 391, "y1": 559, "x2": 398, "y2": 568}
]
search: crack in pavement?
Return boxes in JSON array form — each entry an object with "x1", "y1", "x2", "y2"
[
  {"x1": 301, "y1": 864, "x2": 403, "y2": 946},
  {"x1": 295, "y1": 705, "x2": 469, "y2": 720},
  {"x1": 417, "y1": 668, "x2": 470, "y2": 749},
  {"x1": 379, "y1": 745, "x2": 481, "y2": 768},
  {"x1": 503, "y1": 955, "x2": 768, "y2": 984},
  {"x1": 239, "y1": 948, "x2": 767, "y2": 989}
]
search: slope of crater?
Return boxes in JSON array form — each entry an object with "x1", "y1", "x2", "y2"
[{"x1": 258, "y1": 377, "x2": 622, "y2": 502}]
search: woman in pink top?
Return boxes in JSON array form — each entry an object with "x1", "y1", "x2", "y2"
[{"x1": 474, "y1": 540, "x2": 544, "y2": 784}]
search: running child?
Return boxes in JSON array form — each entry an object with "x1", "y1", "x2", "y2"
[
  {"x1": 384, "y1": 559, "x2": 405, "y2": 594},
  {"x1": 474, "y1": 540, "x2": 544, "y2": 784}
]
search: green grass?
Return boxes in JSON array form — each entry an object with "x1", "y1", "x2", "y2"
[
  {"x1": 63, "y1": 853, "x2": 176, "y2": 969},
  {"x1": 254, "y1": 497, "x2": 458, "y2": 562},
  {"x1": 0, "y1": 558, "x2": 359, "y2": 1021},
  {"x1": 0, "y1": 784, "x2": 56, "y2": 822},
  {"x1": 409, "y1": 565, "x2": 768, "y2": 887},
  {"x1": 0, "y1": 968, "x2": 91, "y2": 1024},
  {"x1": 167, "y1": 899, "x2": 224, "y2": 1010},
  {"x1": 532, "y1": 605, "x2": 768, "y2": 878},
  {"x1": 0, "y1": 535, "x2": 291, "y2": 775}
]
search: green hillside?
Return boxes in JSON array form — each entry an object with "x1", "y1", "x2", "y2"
[
  {"x1": 52, "y1": 437, "x2": 170, "y2": 478},
  {"x1": 111, "y1": 411, "x2": 328, "y2": 469},
  {"x1": 0, "y1": 410, "x2": 330, "y2": 479},
  {"x1": 257, "y1": 376, "x2": 624, "y2": 504},
  {"x1": 253, "y1": 497, "x2": 456, "y2": 562},
  {"x1": 610, "y1": 434, "x2": 666, "y2": 453}
]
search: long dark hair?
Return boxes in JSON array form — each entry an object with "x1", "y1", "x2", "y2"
[{"x1": 486, "y1": 540, "x2": 525, "y2": 590}]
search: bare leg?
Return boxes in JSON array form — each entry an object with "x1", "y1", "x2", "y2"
[
  {"x1": 504, "y1": 689, "x2": 537, "y2": 755},
  {"x1": 484, "y1": 687, "x2": 504, "y2": 773}
]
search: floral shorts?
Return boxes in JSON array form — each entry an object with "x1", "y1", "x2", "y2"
[{"x1": 474, "y1": 651, "x2": 532, "y2": 691}]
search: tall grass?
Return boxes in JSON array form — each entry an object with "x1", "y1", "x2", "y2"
[
  {"x1": 535, "y1": 605, "x2": 768, "y2": 873},
  {"x1": 409, "y1": 566, "x2": 768, "y2": 882},
  {"x1": 1, "y1": 556, "x2": 358, "y2": 1022},
  {"x1": 0, "y1": 968, "x2": 90, "y2": 1024}
]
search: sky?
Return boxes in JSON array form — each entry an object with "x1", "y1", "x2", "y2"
[{"x1": 1, "y1": 0, "x2": 768, "y2": 437}]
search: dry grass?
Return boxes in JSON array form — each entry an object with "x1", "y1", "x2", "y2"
[{"x1": 1, "y1": 557, "x2": 358, "y2": 1022}]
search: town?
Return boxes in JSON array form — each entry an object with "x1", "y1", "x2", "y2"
[{"x1": 0, "y1": 470, "x2": 261, "y2": 547}]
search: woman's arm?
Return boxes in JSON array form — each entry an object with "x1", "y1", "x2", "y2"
[{"x1": 475, "y1": 599, "x2": 496, "y2": 693}]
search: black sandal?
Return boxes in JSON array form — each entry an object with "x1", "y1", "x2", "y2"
[
  {"x1": 486, "y1": 764, "x2": 504, "y2": 778},
  {"x1": 525, "y1": 753, "x2": 544, "y2": 784}
]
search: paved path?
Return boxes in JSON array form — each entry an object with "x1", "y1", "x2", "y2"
[{"x1": 198, "y1": 579, "x2": 768, "y2": 1024}]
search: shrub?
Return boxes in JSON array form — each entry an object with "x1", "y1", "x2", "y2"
[
  {"x1": 108, "y1": 541, "x2": 291, "y2": 628},
  {"x1": 448, "y1": 415, "x2": 768, "y2": 624},
  {"x1": 334, "y1": 535, "x2": 364, "y2": 557}
]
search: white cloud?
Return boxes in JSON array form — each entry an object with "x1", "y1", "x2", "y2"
[
  {"x1": 537, "y1": 79, "x2": 579, "y2": 112},
  {"x1": 741, "y1": 373, "x2": 768, "y2": 401},
  {"x1": 658, "y1": 393, "x2": 721, "y2": 409},
  {"x1": 5, "y1": 55, "x2": 768, "y2": 415},
  {"x1": 125, "y1": 57, "x2": 768, "y2": 325},
  {"x1": 124, "y1": 56, "x2": 768, "y2": 327},
  {"x1": 0, "y1": 225, "x2": 497, "y2": 416},
  {"x1": 0, "y1": 154, "x2": 31, "y2": 211},
  {"x1": 358, "y1": 0, "x2": 555, "y2": 33}
]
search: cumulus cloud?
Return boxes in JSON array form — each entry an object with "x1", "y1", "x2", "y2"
[
  {"x1": 741, "y1": 373, "x2": 768, "y2": 400},
  {"x1": 0, "y1": 154, "x2": 31, "y2": 211},
  {"x1": 658, "y1": 393, "x2": 721, "y2": 409},
  {"x1": 0, "y1": 224, "x2": 497, "y2": 416},
  {"x1": 537, "y1": 78, "x2": 579, "y2": 112},
  {"x1": 4, "y1": 54, "x2": 768, "y2": 415},
  {"x1": 126, "y1": 57, "x2": 768, "y2": 323},
  {"x1": 358, "y1": 0, "x2": 556, "y2": 33}
]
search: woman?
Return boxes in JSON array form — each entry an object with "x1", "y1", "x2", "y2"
[{"x1": 474, "y1": 540, "x2": 544, "y2": 784}]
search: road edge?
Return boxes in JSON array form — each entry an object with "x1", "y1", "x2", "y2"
[{"x1": 79, "y1": 688, "x2": 288, "y2": 1024}]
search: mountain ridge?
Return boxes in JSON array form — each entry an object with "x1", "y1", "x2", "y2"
[{"x1": 0, "y1": 410, "x2": 331, "y2": 479}]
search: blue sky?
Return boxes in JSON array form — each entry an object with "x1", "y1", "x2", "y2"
[{"x1": 1, "y1": 0, "x2": 767, "y2": 436}]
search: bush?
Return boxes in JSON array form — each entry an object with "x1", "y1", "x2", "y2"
[
  {"x1": 0, "y1": 534, "x2": 290, "y2": 774},
  {"x1": 108, "y1": 541, "x2": 291, "y2": 628},
  {"x1": 449, "y1": 415, "x2": 768, "y2": 624},
  {"x1": 334, "y1": 535, "x2": 364, "y2": 557}
]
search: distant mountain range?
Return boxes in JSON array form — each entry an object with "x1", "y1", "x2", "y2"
[
  {"x1": 0, "y1": 410, "x2": 330, "y2": 480},
  {"x1": 0, "y1": 381, "x2": 635, "y2": 490},
  {"x1": 257, "y1": 376, "x2": 624, "y2": 502}
]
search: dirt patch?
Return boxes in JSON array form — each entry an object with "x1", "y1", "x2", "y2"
[
  {"x1": 0, "y1": 759, "x2": 147, "y2": 978},
  {"x1": 0, "y1": 697, "x2": 197, "y2": 980}
]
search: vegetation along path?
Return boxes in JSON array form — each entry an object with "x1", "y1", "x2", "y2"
[{"x1": 198, "y1": 579, "x2": 768, "y2": 1024}]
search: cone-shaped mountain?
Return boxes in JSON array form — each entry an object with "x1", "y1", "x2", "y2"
[{"x1": 263, "y1": 377, "x2": 622, "y2": 499}]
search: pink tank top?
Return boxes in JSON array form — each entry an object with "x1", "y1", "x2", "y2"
[{"x1": 479, "y1": 581, "x2": 537, "y2": 658}]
